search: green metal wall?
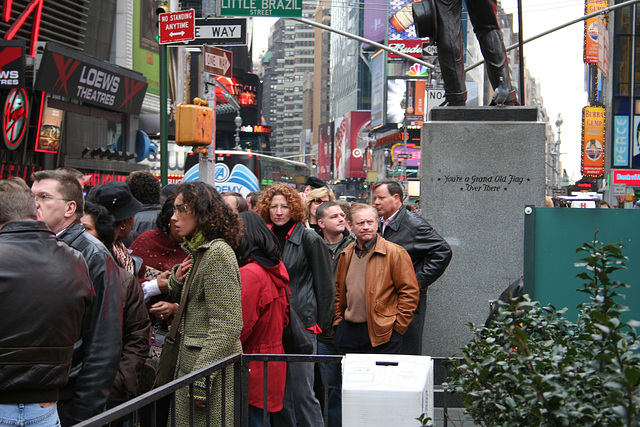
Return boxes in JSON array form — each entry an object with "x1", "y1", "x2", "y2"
[{"x1": 524, "y1": 207, "x2": 640, "y2": 321}]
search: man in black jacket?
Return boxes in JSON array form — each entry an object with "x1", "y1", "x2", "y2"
[
  {"x1": 373, "y1": 179, "x2": 452, "y2": 355},
  {"x1": 0, "y1": 179, "x2": 94, "y2": 426},
  {"x1": 32, "y1": 170, "x2": 122, "y2": 426}
]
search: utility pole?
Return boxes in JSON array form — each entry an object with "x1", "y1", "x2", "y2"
[
  {"x1": 403, "y1": 121, "x2": 408, "y2": 183},
  {"x1": 159, "y1": 43, "x2": 168, "y2": 186}
]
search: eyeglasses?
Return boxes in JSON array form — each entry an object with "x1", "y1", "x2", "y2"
[
  {"x1": 311, "y1": 198, "x2": 326, "y2": 205},
  {"x1": 34, "y1": 193, "x2": 69, "y2": 203},
  {"x1": 174, "y1": 203, "x2": 191, "y2": 214}
]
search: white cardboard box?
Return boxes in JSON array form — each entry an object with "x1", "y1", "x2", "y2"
[{"x1": 342, "y1": 354, "x2": 434, "y2": 426}]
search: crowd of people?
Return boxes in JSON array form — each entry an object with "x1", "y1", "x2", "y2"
[{"x1": 0, "y1": 171, "x2": 452, "y2": 427}]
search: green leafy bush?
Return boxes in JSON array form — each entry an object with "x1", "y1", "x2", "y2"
[{"x1": 446, "y1": 237, "x2": 640, "y2": 426}]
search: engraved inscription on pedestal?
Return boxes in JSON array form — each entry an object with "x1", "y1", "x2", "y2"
[
  {"x1": 439, "y1": 173, "x2": 529, "y2": 192},
  {"x1": 420, "y1": 119, "x2": 546, "y2": 357}
]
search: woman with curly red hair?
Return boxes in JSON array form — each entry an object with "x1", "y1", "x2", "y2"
[
  {"x1": 166, "y1": 181, "x2": 243, "y2": 426},
  {"x1": 258, "y1": 184, "x2": 332, "y2": 427}
]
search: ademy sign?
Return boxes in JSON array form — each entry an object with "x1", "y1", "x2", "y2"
[{"x1": 218, "y1": 0, "x2": 302, "y2": 17}]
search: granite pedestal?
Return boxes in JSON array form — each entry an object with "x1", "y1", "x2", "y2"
[{"x1": 420, "y1": 107, "x2": 545, "y2": 356}]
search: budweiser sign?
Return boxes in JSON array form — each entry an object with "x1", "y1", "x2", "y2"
[{"x1": 388, "y1": 39, "x2": 437, "y2": 58}]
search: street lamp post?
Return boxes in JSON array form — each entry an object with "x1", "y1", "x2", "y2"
[
  {"x1": 554, "y1": 114, "x2": 563, "y2": 189},
  {"x1": 234, "y1": 113, "x2": 242, "y2": 150},
  {"x1": 403, "y1": 121, "x2": 408, "y2": 183}
]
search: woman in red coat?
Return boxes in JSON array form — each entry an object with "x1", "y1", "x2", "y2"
[{"x1": 236, "y1": 211, "x2": 290, "y2": 426}]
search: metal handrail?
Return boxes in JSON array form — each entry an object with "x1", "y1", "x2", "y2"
[
  {"x1": 74, "y1": 353, "x2": 242, "y2": 427},
  {"x1": 72, "y1": 354, "x2": 463, "y2": 427}
]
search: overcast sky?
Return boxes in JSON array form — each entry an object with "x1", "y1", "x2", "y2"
[{"x1": 501, "y1": 0, "x2": 588, "y2": 182}]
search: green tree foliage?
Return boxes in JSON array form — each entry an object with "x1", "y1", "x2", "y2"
[{"x1": 446, "y1": 236, "x2": 640, "y2": 426}]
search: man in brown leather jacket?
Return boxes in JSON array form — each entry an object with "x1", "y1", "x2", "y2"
[
  {"x1": 333, "y1": 204, "x2": 419, "y2": 353},
  {"x1": 373, "y1": 179, "x2": 452, "y2": 355}
]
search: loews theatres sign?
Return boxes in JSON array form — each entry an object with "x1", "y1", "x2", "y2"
[
  {"x1": 34, "y1": 43, "x2": 148, "y2": 115},
  {"x1": 0, "y1": 40, "x2": 26, "y2": 87}
]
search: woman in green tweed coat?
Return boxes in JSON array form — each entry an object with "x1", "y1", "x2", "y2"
[{"x1": 167, "y1": 182, "x2": 243, "y2": 426}]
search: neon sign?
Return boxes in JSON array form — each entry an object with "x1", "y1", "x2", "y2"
[
  {"x1": 2, "y1": 0, "x2": 44, "y2": 57},
  {"x1": 215, "y1": 76, "x2": 258, "y2": 108},
  {"x1": 2, "y1": 88, "x2": 28, "y2": 150}
]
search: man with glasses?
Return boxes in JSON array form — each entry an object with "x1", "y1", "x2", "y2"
[{"x1": 31, "y1": 170, "x2": 122, "y2": 426}]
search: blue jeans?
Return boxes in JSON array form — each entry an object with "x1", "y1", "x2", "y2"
[
  {"x1": 248, "y1": 405, "x2": 271, "y2": 427},
  {"x1": 316, "y1": 341, "x2": 342, "y2": 427},
  {"x1": 0, "y1": 403, "x2": 60, "y2": 426}
]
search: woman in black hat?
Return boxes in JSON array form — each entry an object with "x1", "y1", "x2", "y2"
[{"x1": 89, "y1": 181, "x2": 143, "y2": 275}]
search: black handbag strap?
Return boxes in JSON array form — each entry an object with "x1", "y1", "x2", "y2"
[{"x1": 166, "y1": 255, "x2": 203, "y2": 341}]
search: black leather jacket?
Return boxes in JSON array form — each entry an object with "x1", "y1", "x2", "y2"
[
  {"x1": 0, "y1": 221, "x2": 94, "y2": 404},
  {"x1": 282, "y1": 222, "x2": 333, "y2": 334},
  {"x1": 58, "y1": 220, "x2": 123, "y2": 424},
  {"x1": 380, "y1": 207, "x2": 452, "y2": 298},
  {"x1": 107, "y1": 268, "x2": 150, "y2": 408}
]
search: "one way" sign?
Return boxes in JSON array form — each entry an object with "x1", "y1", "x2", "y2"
[
  {"x1": 203, "y1": 46, "x2": 233, "y2": 77},
  {"x1": 181, "y1": 18, "x2": 248, "y2": 47}
]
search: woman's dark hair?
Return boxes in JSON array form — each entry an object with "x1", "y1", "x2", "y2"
[
  {"x1": 156, "y1": 193, "x2": 176, "y2": 234},
  {"x1": 84, "y1": 201, "x2": 116, "y2": 245},
  {"x1": 236, "y1": 211, "x2": 282, "y2": 266},
  {"x1": 126, "y1": 170, "x2": 161, "y2": 205},
  {"x1": 173, "y1": 181, "x2": 243, "y2": 248}
]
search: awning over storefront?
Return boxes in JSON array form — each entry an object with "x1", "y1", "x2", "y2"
[{"x1": 34, "y1": 43, "x2": 147, "y2": 115}]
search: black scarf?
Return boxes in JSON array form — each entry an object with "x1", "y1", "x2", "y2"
[{"x1": 271, "y1": 219, "x2": 295, "y2": 251}]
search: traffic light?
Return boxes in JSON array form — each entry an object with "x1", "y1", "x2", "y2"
[
  {"x1": 175, "y1": 98, "x2": 213, "y2": 154},
  {"x1": 156, "y1": 4, "x2": 170, "y2": 19},
  {"x1": 312, "y1": 157, "x2": 317, "y2": 169},
  {"x1": 156, "y1": 4, "x2": 170, "y2": 38}
]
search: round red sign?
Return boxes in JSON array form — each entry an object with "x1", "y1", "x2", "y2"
[{"x1": 3, "y1": 88, "x2": 29, "y2": 150}]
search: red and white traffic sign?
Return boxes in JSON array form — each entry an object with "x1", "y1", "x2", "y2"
[
  {"x1": 159, "y1": 10, "x2": 196, "y2": 45},
  {"x1": 203, "y1": 46, "x2": 233, "y2": 77}
]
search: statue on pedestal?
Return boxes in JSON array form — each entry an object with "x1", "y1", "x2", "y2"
[{"x1": 413, "y1": 0, "x2": 518, "y2": 106}]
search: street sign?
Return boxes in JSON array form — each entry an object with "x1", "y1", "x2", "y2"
[
  {"x1": 425, "y1": 88, "x2": 445, "y2": 119},
  {"x1": 421, "y1": 42, "x2": 438, "y2": 57},
  {"x1": 203, "y1": 46, "x2": 233, "y2": 77},
  {"x1": 613, "y1": 183, "x2": 626, "y2": 196},
  {"x1": 217, "y1": 0, "x2": 303, "y2": 17},
  {"x1": 159, "y1": 10, "x2": 195, "y2": 45},
  {"x1": 176, "y1": 18, "x2": 247, "y2": 46}
]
